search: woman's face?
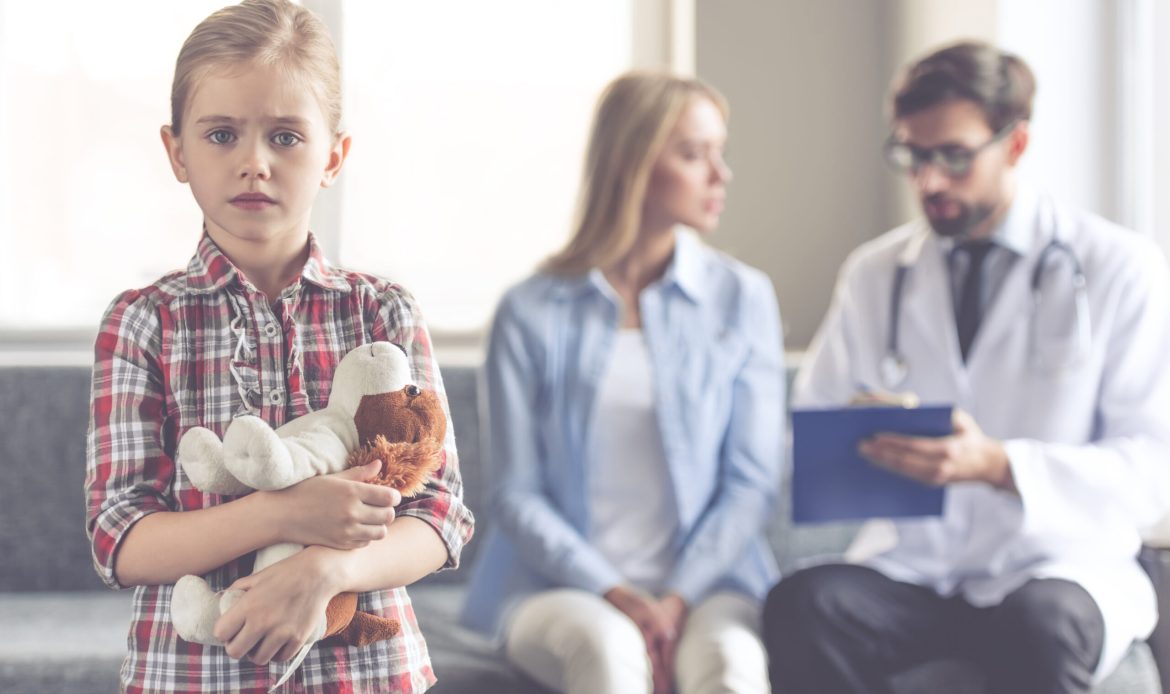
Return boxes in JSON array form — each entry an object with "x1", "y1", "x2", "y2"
[{"x1": 642, "y1": 96, "x2": 731, "y2": 235}]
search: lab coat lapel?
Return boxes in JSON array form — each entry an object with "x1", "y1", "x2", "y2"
[{"x1": 899, "y1": 231, "x2": 964, "y2": 381}]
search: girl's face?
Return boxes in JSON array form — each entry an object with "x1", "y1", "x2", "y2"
[
  {"x1": 641, "y1": 96, "x2": 731, "y2": 235},
  {"x1": 161, "y1": 62, "x2": 348, "y2": 250}
]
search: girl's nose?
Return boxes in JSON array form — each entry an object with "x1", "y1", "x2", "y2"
[{"x1": 238, "y1": 144, "x2": 271, "y2": 180}]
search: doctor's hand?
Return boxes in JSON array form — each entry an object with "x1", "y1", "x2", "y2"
[
  {"x1": 859, "y1": 409, "x2": 1017, "y2": 492},
  {"x1": 604, "y1": 585, "x2": 678, "y2": 694}
]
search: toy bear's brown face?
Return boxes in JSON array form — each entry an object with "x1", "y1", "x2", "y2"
[{"x1": 353, "y1": 384, "x2": 447, "y2": 448}]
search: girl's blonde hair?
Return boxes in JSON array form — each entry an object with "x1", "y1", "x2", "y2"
[
  {"x1": 170, "y1": 0, "x2": 341, "y2": 136},
  {"x1": 543, "y1": 71, "x2": 728, "y2": 275}
]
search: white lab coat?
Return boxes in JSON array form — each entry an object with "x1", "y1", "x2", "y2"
[{"x1": 796, "y1": 186, "x2": 1170, "y2": 679}]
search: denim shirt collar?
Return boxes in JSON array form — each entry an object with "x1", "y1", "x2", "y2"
[{"x1": 550, "y1": 229, "x2": 706, "y2": 304}]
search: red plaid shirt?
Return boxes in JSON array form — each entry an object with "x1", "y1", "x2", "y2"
[{"x1": 85, "y1": 233, "x2": 474, "y2": 693}]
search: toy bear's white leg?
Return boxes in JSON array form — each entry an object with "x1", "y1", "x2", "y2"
[
  {"x1": 254, "y1": 542, "x2": 304, "y2": 573},
  {"x1": 223, "y1": 416, "x2": 296, "y2": 490},
  {"x1": 177, "y1": 427, "x2": 252, "y2": 496},
  {"x1": 172, "y1": 575, "x2": 226, "y2": 646}
]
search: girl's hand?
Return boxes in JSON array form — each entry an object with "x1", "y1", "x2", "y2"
[
  {"x1": 213, "y1": 547, "x2": 339, "y2": 665},
  {"x1": 268, "y1": 460, "x2": 403, "y2": 549}
]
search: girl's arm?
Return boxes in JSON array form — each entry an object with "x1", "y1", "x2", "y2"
[
  {"x1": 114, "y1": 461, "x2": 397, "y2": 585},
  {"x1": 210, "y1": 516, "x2": 445, "y2": 664}
]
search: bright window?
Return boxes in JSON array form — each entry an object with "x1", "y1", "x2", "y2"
[
  {"x1": 0, "y1": 1, "x2": 223, "y2": 332},
  {"x1": 0, "y1": 0, "x2": 635, "y2": 339},
  {"x1": 335, "y1": 2, "x2": 632, "y2": 334}
]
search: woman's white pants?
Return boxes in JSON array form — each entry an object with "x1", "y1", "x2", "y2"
[{"x1": 504, "y1": 589, "x2": 770, "y2": 694}]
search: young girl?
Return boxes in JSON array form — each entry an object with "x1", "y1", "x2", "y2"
[
  {"x1": 462, "y1": 71, "x2": 783, "y2": 693},
  {"x1": 83, "y1": 1, "x2": 473, "y2": 691}
]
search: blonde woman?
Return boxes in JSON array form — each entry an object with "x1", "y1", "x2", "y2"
[{"x1": 463, "y1": 72, "x2": 783, "y2": 694}]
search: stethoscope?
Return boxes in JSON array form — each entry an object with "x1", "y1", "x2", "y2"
[{"x1": 880, "y1": 195, "x2": 1092, "y2": 389}]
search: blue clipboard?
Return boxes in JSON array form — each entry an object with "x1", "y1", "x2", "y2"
[{"x1": 791, "y1": 405, "x2": 952, "y2": 524}]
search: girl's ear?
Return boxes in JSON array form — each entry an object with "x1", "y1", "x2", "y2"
[
  {"x1": 160, "y1": 125, "x2": 189, "y2": 183},
  {"x1": 321, "y1": 132, "x2": 352, "y2": 188}
]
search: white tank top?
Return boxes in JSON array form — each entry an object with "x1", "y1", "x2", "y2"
[{"x1": 587, "y1": 329, "x2": 678, "y2": 592}]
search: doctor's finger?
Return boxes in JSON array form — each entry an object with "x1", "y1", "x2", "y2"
[
  {"x1": 865, "y1": 447, "x2": 952, "y2": 485},
  {"x1": 862, "y1": 436, "x2": 950, "y2": 462}
]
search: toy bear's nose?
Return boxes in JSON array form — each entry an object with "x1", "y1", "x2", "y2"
[{"x1": 405, "y1": 385, "x2": 421, "y2": 397}]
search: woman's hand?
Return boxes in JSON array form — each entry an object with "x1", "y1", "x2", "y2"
[
  {"x1": 213, "y1": 547, "x2": 340, "y2": 665},
  {"x1": 266, "y1": 459, "x2": 403, "y2": 549},
  {"x1": 655, "y1": 593, "x2": 689, "y2": 689},
  {"x1": 604, "y1": 585, "x2": 678, "y2": 694}
]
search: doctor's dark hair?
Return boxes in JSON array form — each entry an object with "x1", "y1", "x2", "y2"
[
  {"x1": 169, "y1": 0, "x2": 342, "y2": 136},
  {"x1": 891, "y1": 41, "x2": 1035, "y2": 132}
]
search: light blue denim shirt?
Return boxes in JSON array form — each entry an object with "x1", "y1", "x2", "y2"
[{"x1": 461, "y1": 230, "x2": 784, "y2": 637}]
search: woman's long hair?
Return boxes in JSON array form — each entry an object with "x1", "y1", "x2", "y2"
[{"x1": 542, "y1": 71, "x2": 728, "y2": 275}]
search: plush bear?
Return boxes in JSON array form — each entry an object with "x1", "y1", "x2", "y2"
[{"x1": 170, "y1": 341, "x2": 447, "y2": 676}]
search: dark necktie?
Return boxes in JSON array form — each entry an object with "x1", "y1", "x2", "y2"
[{"x1": 956, "y1": 241, "x2": 993, "y2": 362}]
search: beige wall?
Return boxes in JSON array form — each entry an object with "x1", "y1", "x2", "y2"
[{"x1": 695, "y1": 1, "x2": 898, "y2": 349}]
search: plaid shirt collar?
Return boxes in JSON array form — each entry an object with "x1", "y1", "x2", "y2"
[{"x1": 185, "y1": 231, "x2": 353, "y2": 295}]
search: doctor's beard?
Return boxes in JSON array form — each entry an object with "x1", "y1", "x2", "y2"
[{"x1": 923, "y1": 194, "x2": 997, "y2": 239}]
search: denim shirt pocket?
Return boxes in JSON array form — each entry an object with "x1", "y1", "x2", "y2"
[{"x1": 677, "y1": 329, "x2": 751, "y2": 416}]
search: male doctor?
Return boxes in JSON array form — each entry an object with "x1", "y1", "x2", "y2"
[{"x1": 763, "y1": 41, "x2": 1170, "y2": 693}]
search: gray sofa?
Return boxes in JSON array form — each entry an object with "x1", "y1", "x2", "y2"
[{"x1": 0, "y1": 364, "x2": 1163, "y2": 693}]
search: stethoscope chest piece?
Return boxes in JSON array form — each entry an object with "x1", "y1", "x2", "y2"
[{"x1": 880, "y1": 353, "x2": 909, "y2": 390}]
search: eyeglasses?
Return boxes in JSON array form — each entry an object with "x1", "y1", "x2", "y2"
[{"x1": 883, "y1": 121, "x2": 1018, "y2": 178}]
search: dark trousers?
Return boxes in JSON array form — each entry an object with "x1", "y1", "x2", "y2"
[{"x1": 762, "y1": 564, "x2": 1105, "y2": 694}]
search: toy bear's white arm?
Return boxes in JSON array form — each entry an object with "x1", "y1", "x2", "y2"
[{"x1": 223, "y1": 410, "x2": 359, "y2": 491}]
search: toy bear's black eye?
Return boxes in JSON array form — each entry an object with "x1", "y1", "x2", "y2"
[{"x1": 406, "y1": 385, "x2": 421, "y2": 397}]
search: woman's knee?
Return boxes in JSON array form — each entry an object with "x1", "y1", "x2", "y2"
[
  {"x1": 507, "y1": 589, "x2": 651, "y2": 685},
  {"x1": 677, "y1": 593, "x2": 769, "y2": 694}
]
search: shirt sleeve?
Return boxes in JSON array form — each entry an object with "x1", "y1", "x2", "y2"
[
  {"x1": 485, "y1": 290, "x2": 625, "y2": 595},
  {"x1": 1006, "y1": 239, "x2": 1170, "y2": 537},
  {"x1": 85, "y1": 291, "x2": 175, "y2": 589},
  {"x1": 370, "y1": 284, "x2": 475, "y2": 570},
  {"x1": 664, "y1": 271, "x2": 786, "y2": 604}
]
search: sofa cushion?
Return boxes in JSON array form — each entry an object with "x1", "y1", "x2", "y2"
[
  {"x1": 0, "y1": 367, "x2": 105, "y2": 591},
  {"x1": 0, "y1": 590, "x2": 128, "y2": 694}
]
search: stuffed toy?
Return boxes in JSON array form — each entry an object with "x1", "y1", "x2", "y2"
[{"x1": 169, "y1": 341, "x2": 447, "y2": 685}]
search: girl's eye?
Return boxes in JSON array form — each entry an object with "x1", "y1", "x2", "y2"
[
  {"x1": 208, "y1": 130, "x2": 235, "y2": 145},
  {"x1": 273, "y1": 132, "x2": 301, "y2": 147}
]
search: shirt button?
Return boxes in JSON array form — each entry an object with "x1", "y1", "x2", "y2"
[
  {"x1": 269, "y1": 389, "x2": 284, "y2": 404},
  {"x1": 264, "y1": 323, "x2": 279, "y2": 338}
]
